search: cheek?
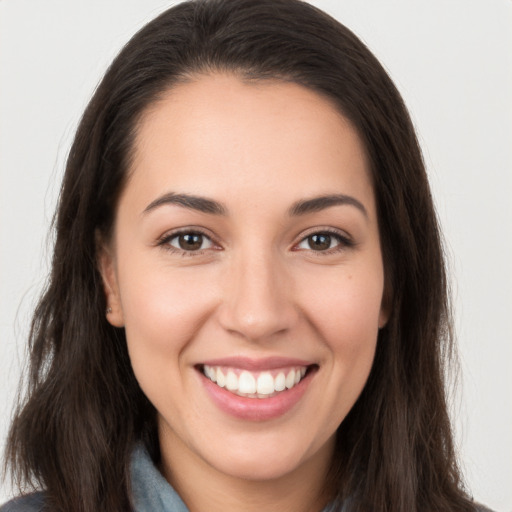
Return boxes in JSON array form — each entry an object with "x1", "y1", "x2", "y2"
[
  {"x1": 306, "y1": 270, "x2": 383, "y2": 429},
  {"x1": 301, "y1": 266, "x2": 384, "y2": 336},
  {"x1": 297, "y1": 263, "x2": 383, "y2": 378},
  {"x1": 117, "y1": 256, "x2": 216, "y2": 362},
  {"x1": 117, "y1": 261, "x2": 219, "y2": 414}
]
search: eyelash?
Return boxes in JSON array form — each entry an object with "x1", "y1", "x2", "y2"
[
  {"x1": 294, "y1": 229, "x2": 354, "y2": 256},
  {"x1": 157, "y1": 228, "x2": 354, "y2": 257},
  {"x1": 157, "y1": 228, "x2": 218, "y2": 257}
]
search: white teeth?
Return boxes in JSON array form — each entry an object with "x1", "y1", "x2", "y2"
[
  {"x1": 274, "y1": 372, "x2": 286, "y2": 392},
  {"x1": 256, "y1": 372, "x2": 274, "y2": 395},
  {"x1": 238, "y1": 371, "x2": 256, "y2": 394},
  {"x1": 225, "y1": 370, "x2": 238, "y2": 391},
  {"x1": 285, "y1": 370, "x2": 296, "y2": 389},
  {"x1": 202, "y1": 365, "x2": 309, "y2": 398},
  {"x1": 205, "y1": 365, "x2": 216, "y2": 382},
  {"x1": 216, "y1": 369, "x2": 226, "y2": 388}
]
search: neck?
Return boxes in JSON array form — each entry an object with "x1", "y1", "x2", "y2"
[{"x1": 158, "y1": 428, "x2": 334, "y2": 512}]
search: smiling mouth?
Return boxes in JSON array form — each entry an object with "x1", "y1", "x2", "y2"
[{"x1": 199, "y1": 364, "x2": 316, "y2": 398}]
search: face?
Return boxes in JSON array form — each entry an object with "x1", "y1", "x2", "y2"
[{"x1": 100, "y1": 74, "x2": 388, "y2": 487}]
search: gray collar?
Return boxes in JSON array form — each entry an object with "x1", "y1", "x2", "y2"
[{"x1": 130, "y1": 444, "x2": 189, "y2": 512}]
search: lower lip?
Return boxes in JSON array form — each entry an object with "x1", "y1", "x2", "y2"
[{"x1": 199, "y1": 369, "x2": 315, "y2": 421}]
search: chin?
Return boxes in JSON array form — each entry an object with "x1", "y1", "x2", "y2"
[
  {"x1": 208, "y1": 451, "x2": 305, "y2": 482},
  {"x1": 200, "y1": 432, "x2": 330, "y2": 483}
]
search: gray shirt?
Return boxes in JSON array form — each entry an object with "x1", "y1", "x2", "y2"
[{"x1": 1, "y1": 445, "x2": 494, "y2": 512}]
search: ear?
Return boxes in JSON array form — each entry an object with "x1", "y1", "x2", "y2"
[
  {"x1": 378, "y1": 304, "x2": 390, "y2": 329},
  {"x1": 378, "y1": 277, "x2": 393, "y2": 329},
  {"x1": 96, "y1": 233, "x2": 125, "y2": 328}
]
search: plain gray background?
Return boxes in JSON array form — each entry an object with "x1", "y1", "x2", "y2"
[{"x1": 1, "y1": 1, "x2": 511, "y2": 510}]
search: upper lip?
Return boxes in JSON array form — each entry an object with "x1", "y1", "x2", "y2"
[{"x1": 198, "y1": 356, "x2": 315, "y2": 371}]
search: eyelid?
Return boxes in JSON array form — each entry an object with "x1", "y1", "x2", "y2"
[
  {"x1": 156, "y1": 227, "x2": 222, "y2": 256},
  {"x1": 292, "y1": 227, "x2": 354, "y2": 253},
  {"x1": 155, "y1": 225, "x2": 354, "y2": 257}
]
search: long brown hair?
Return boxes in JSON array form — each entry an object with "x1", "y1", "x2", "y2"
[{"x1": 5, "y1": 1, "x2": 475, "y2": 511}]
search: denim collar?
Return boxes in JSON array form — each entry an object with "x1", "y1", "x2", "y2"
[
  {"x1": 130, "y1": 444, "x2": 189, "y2": 512},
  {"x1": 130, "y1": 444, "x2": 340, "y2": 512}
]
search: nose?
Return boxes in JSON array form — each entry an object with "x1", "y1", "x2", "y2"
[{"x1": 217, "y1": 249, "x2": 299, "y2": 342}]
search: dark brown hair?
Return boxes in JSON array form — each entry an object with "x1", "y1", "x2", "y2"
[{"x1": 5, "y1": 1, "x2": 476, "y2": 511}]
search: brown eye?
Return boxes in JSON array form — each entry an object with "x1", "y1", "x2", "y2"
[
  {"x1": 168, "y1": 232, "x2": 213, "y2": 251},
  {"x1": 296, "y1": 231, "x2": 350, "y2": 253},
  {"x1": 308, "y1": 233, "x2": 334, "y2": 251}
]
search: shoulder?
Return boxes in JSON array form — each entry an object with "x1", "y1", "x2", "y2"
[{"x1": 0, "y1": 493, "x2": 45, "y2": 512}]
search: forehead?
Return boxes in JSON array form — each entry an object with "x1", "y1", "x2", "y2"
[{"x1": 126, "y1": 73, "x2": 374, "y2": 216}]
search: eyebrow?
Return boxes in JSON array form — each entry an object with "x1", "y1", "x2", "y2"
[
  {"x1": 288, "y1": 194, "x2": 368, "y2": 218},
  {"x1": 142, "y1": 192, "x2": 367, "y2": 218},
  {"x1": 143, "y1": 192, "x2": 227, "y2": 215}
]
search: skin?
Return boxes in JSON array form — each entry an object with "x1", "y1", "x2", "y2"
[{"x1": 100, "y1": 74, "x2": 389, "y2": 512}]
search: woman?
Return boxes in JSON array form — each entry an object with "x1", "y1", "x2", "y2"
[{"x1": 0, "y1": 0, "x2": 493, "y2": 511}]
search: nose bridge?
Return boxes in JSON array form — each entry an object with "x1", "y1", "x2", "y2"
[{"x1": 219, "y1": 243, "x2": 296, "y2": 341}]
